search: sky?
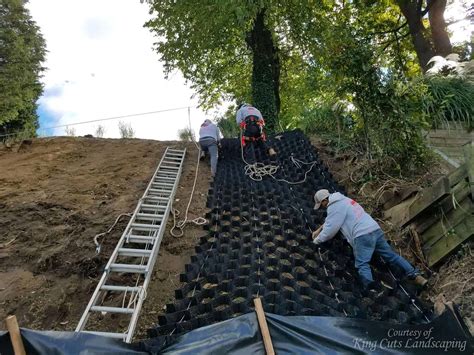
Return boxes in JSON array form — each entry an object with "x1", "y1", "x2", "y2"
[
  {"x1": 27, "y1": 0, "x2": 211, "y2": 140},
  {"x1": 26, "y1": 1, "x2": 472, "y2": 140}
]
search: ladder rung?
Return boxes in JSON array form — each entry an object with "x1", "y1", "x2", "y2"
[
  {"x1": 164, "y1": 155, "x2": 183, "y2": 162},
  {"x1": 149, "y1": 187, "x2": 171, "y2": 192},
  {"x1": 148, "y1": 189, "x2": 171, "y2": 195},
  {"x1": 81, "y1": 330, "x2": 126, "y2": 339},
  {"x1": 90, "y1": 306, "x2": 134, "y2": 314},
  {"x1": 162, "y1": 159, "x2": 181, "y2": 164},
  {"x1": 161, "y1": 165, "x2": 180, "y2": 170},
  {"x1": 138, "y1": 209, "x2": 167, "y2": 215},
  {"x1": 152, "y1": 182, "x2": 175, "y2": 187},
  {"x1": 157, "y1": 170, "x2": 178, "y2": 174},
  {"x1": 101, "y1": 285, "x2": 142, "y2": 292},
  {"x1": 142, "y1": 196, "x2": 169, "y2": 201},
  {"x1": 150, "y1": 185, "x2": 173, "y2": 191},
  {"x1": 118, "y1": 248, "x2": 152, "y2": 257},
  {"x1": 109, "y1": 263, "x2": 147, "y2": 274},
  {"x1": 155, "y1": 176, "x2": 176, "y2": 181},
  {"x1": 136, "y1": 212, "x2": 164, "y2": 219},
  {"x1": 127, "y1": 235, "x2": 155, "y2": 244},
  {"x1": 130, "y1": 223, "x2": 161, "y2": 230},
  {"x1": 139, "y1": 204, "x2": 167, "y2": 210}
]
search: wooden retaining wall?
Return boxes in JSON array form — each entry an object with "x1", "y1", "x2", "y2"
[
  {"x1": 427, "y1": 127, "x2": 473, "y2": 167},
  {"x1": 385, "y1": 142, "x2": 474, "y2": 266}
]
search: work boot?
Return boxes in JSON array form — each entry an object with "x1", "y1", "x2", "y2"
[{"x1": 412, "y1": 275, "x2": 428, "y2": 288}]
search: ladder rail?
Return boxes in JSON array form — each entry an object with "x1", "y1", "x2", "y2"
[
  {"x1": 75, "y1": 146, "x2": 186, "y2": 342},
  {"x1": 126, "y1": 160, "x2": 184, "y2": 342}
]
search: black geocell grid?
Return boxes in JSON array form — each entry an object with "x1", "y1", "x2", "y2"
[{"x1": 147, "y1": 130, "x2": 431, "y2": 341}]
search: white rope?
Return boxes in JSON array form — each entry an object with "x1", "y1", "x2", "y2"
[
  {"x1": 240, "y1": 129, "x2": 318, "y2": 184},
  {"x1": 94, "y1": 213, "x2": 132, "y2": 254},
  {"x1": 170, "y1": 116, "x2": 208, "y2": 238}
]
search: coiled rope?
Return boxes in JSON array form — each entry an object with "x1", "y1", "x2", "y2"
[{"x1": 240, "y1": 129, "x2": 318, "y2": 184}]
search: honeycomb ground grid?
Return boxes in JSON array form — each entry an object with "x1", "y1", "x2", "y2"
[{"x1": 147, "y1": 130, "x2": 432, "y2": 340}]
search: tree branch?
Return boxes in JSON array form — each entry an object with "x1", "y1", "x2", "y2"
[
  {"x1": 369, "y1": 20, "x2": 408, "y2": 37},
  {"x1": 380, "y1": 31, "x2": 411, "y2": 53}
]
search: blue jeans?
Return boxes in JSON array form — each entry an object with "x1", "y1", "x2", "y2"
[
  {"x1": 199, "y1": 137, "x2": 218, "y2": 176},
  {"x1": 353, "y1": 229, "x2": 418, "y2": 287}
]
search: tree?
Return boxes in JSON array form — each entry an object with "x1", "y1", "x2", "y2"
[
  {"x1": 0, "y1": 0, "x2": 46, "y2": 138},
  {"x1": 246, "y1": 9, "x2": 280, "y2": 131},
  {"x1": 390, "y1": 0, "x2": 455, "y2": 72},
  {"x1": 144, "y1": 1, "x2": 324, "y2": 132}
]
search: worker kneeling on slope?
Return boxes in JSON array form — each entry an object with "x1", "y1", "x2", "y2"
[
  {"x1": 312, "y1": 189, "x2": 428, "y2": 290},
  {"x1": 236, "y1": 103, "x2": 276, "y2": 158},
  {"x1": 198, "y1": 119, "x2": 222, "y2": 178}
]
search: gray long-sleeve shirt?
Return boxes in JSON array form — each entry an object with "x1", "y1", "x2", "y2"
[
  {"x1": 199, "y1": 120, "x2": 222, "y2": 142},
  {"x1": 314, "y1": 192, "x2": 380, "y2": 246},
  {"x1": 235, "y1": 105, "x2": 263, "y2": 125}
]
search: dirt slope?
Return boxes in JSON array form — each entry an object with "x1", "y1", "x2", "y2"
[{"x1": 0, "y1": 137, "x2": 211, "y2": 337}]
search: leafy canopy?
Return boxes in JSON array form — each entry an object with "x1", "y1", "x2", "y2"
[{"x1": 0, "y1": 0, "x2": 46, "y2": 137}]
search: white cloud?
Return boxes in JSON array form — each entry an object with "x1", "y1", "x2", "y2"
[{"x1": 27, "y1": 0, "x2": 214, "y2": 140}]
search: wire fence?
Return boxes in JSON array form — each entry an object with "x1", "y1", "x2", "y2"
[{"x1": 0, "y1": 105, "x2": 195, "y2": 140}]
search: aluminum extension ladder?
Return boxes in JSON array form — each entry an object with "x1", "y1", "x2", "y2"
[{"x1": 75, "y1": 147, "x2": 186, "y2": 342}]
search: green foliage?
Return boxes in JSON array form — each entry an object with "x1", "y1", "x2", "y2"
[
  {"x1": 118, "y1": 121, "x2": 135, "y2": 138},
  {"x1": 423, "y1": 76, "x2": 474, "y2": 130},
  {"x1": 215, "y1": 106, "x2": 240, "y2": 138},
  {"x1": 371, "y1": 77, "x2": 431, "y2": 171},
  {"x1": 145, "y1": 0, "x2": 466, "y2": 174},
  {"x1": 177, "y1": 127, "x2": 195, "y2": 142},
  {"x1": 145, "y1": 0, "x2": 256, "y2": 109},
  {"x1": 0, "y1": 0, "x2": 46, "y2": 138}
]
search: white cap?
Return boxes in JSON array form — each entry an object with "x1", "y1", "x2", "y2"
[{"x1": 313, "y1": 189, "x2": 330, "y2": 210}]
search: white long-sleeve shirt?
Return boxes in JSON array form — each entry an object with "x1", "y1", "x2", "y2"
[
  {"x1": 235, "y1": 105, "x2": 263, "y2": 125},
  {"x1": 314, "y1": 192, "x2": 380, "y2": 246}
]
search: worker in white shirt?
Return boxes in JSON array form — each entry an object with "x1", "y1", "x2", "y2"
[{"x1": 198, "y1": 119, "x2": 222, "y2": 177}]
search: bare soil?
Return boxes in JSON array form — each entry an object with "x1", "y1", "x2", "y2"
[{"x1": 0, "y1": 137, "x2": 211, "y2": 339}]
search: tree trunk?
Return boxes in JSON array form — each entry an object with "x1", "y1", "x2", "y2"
[
  {"x1": 397, "y1": 0, "x2": 435, "y2": 72},
  {"x1": 246, "y1": 9, "x2": 280, "y2": 132},
  {"x1": 428, "y1": 0, "x2": 452, "y2": 57}
]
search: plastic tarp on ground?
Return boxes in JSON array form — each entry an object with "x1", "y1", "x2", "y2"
[
  {"x1": 0, "y1": 309, "x2": 472, "y2": 354},
  {"x1": 0, "y1": 329, "x2": 147, "y2": 355},
  {"x1": 143, "y1": 308, "x2": 473, "y2": 355}
]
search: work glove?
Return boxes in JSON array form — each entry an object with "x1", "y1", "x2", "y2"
[{"x1": 312, "y1": 225, "x2": 323, "y2": 242}]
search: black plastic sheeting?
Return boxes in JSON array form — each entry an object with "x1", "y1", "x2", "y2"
[
  {"x1": 144, "y1": 308, "x2": 473, "y2": 354},
  {"x1": 0, "y1": 309, "x2": 471, "y2": 355},
  {"x1": 0, "y1": 328, "x2": 147, "y2": 355}
]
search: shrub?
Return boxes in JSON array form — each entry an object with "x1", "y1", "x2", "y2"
[{"x1": 118, "y1": 121, "x2": 135, "y2": 138}]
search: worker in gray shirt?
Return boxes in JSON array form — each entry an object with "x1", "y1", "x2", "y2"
[
  {"x1": 312, "y1": 189, "x2": 428, "y2": 290},
  {"x1": 199, "y1": 119, "x2": 222, "y2": 177},
  {"x1": 236, "y1": 103, "x2": 276, "y2": 157}
]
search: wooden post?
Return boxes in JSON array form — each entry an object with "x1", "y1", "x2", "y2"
[
  {"x1": 464, "y1": 142, "x2": 474, "y2": 198},
  {"x1": 253, "y1": 298, "x2": 275, "y2": 355},
  {"x1": 5, "y1": 315, "x2": 26, "y2": 355}
]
